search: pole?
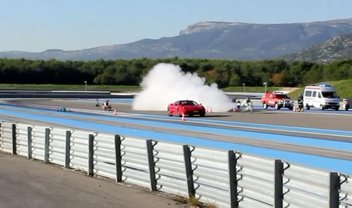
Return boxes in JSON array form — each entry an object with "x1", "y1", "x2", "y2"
[
  {"x1": 228, "y1": 150, "x2": 238, "y2": 208},
  {"x1": 27, "y1": 127, "x2": 32, "y2": 159},
  {"x1": 88, "y1": 134, "x2": 94, "y2": 176},
  {"x1": 183, "y1": 145, "x2": 195, "y2": 197},
  {"x1": 146, "y1": 140, "x2": 157, "y2": 191},
  {"x1": 12, "y1": 124, "x2": 17, "y2": 155},
  {"x1": 65, "y1": 131, "x2": 72, "y2": 169},
  {"x1": 115, "y1": 135, "x2": 122, "y2": 182},
  {"x1": 274, "y1": 160, "x2": 283, "y2": 208},
  {"x1": 44, "y1": 128, "x2": 50, "y2": 163}
]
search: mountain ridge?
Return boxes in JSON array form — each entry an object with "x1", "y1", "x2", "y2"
[
  {"x1": 1, "y1": 18, "x2": 352, "y2": 61},
  {"x1": 283, "y1": 33, "x2": 352, "y2": 62}
]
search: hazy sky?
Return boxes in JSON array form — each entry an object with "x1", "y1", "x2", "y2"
[{"x1": 1, "y1": 0, "x2": 351, "y2": 52}]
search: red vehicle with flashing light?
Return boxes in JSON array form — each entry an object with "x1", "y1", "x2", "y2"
[
  {"x1": 167, "y1": 100, "x2": 206, "y2": 117},
  {"x1": 261, "y1": 91, "x2": 294, "y2": 110}
]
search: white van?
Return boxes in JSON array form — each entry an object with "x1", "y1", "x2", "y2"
[{"x1": 303, "y1": 83, "x2": 340, "y2": 110}]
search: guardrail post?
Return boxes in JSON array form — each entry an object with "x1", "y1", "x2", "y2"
[
  {"x1": 329, "y1": 172, "x2": 340, "y2": 208},
  {"x1": 274, "y1": 159, "x2": 283, "y2": 208},
  {"x1": 228, "y1": 150, "x2": 238, "y2": 208},
  {"x1": 183, "y1": 145, "x2": 195, "y2": 197},
  {"x1": 27, "y1": 127, "x2": 32, "y2": 159},
  {"x1": 12, "y1": 124, "x2": 17, "y2": 155},
  {"x1": 88, "y1": 134, "x2": 94, "y2": 176},
  {"x1": 65, "y1": 131, "x2": 71, "y2": 168},
  {"x1": 0, "y1": 122, "x2": 2, "y2": 147},
  {"x1": 44, "y1": 128, "x2": 50, "y2": 163},
  {"x1": 114, "y1": 135, "x2": 122, "y2": 182},
  {"x1": 146, "y1": 140, "x2": 157, "y2": 191}
]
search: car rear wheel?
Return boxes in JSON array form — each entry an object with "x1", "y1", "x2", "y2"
[
  {"x1": 167, "y1": 108, "x2": 173, "y2": 116},
  {"x1": 263, "y1": 103, "x2": 268, "y2": 109},
  {"x1": 320, "y1": 105, "x2": 325, "y2": 110},
  {"x1": 274, "y1": 103, "x2": 280, "y2": 110},
  {"x1": 306, "y1": 104, "x2": 310, "y2": 110}
]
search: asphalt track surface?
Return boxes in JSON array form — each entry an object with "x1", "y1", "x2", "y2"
[
  {"x1": 2, "y1": 99, "x2": 351, "y2": 165},
  {"x1": 7, "y1": 98, "x2": 352, "y2": 130},
  {"x1": 0, "y1": 98, "x2": 352, "y2": 207}
]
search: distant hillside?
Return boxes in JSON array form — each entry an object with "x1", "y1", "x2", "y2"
[
  {"x1": 1, "y1": 19, "x2": 352, "y2": 61},
  {"x1": 288, "y1": 79, "x2": 352, "y2": 99},
  {"x1": 283, "y1": 33, "x2": 352, "y2": 63}
]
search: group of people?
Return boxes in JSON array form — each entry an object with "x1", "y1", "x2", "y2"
[
  {"x1": 233, "y1": 97, "x2": 253, "y2": 112},
  {"x1": 96, "y1": 99, "x2": 112, "y2": 111},
  {"x1": 233, "y1": 94, "x2": 304, "y2": 112}
]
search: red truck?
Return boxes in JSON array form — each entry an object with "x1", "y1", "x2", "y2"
[{"x1": 261, "y1": 91, "x2": 294, "y2": 110}]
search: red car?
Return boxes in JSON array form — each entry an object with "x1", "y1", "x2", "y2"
[
  {"x1": 168, "y1": 100, "x2": 206, "y2": 117},
  {"x1": 261, "y1": 91, "x2": 294, "y2": 110}
]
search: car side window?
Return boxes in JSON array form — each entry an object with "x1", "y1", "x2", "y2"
[
  {"x1": 312, "y1": 91, "x2": 317, "y2": 97},
  {"x1": 305, "y1": 90, "x2": 312, "y2": 97},
  {"x1": 318, "y1": 92, "x2": 322, "y2": 98}
]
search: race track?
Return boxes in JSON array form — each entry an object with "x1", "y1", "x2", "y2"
[{"x1": 1, "y1": 98, "x2": 352, "y2": 174}]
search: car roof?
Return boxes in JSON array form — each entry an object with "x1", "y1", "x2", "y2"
[
  {"x1": 273, "y1": 91, "x2": 286, "y2": 94},
  {"x1": 177, "y1": 100, "x2": 194, "y2": 102},
  {"x1": 175, "y1": 100, "x2": 199, "y2": 105}
]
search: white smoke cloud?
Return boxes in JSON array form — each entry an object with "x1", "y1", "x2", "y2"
[{"x1": 132, "y1": 63, "x2": 233, "y2": 112}]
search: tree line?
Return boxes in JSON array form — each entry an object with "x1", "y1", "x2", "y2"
[{"x1": 0, "y1": 58, "x2": 351, "y2": 88}]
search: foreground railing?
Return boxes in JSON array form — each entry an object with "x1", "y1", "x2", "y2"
[{"x1": 0, "y1": 121, "x2": 351, "y2": 208}]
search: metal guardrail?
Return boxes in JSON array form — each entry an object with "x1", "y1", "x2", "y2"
[
  {"x1": 283, "y1": 164, "x2": 332, "y2": 208},
  {"x1": 192, "y1": 147, "x2": 233, "y2": 208},
  {"x1": 154, "y1": 141, "x2": 189, "y2": 196},
  {"x1": 0, "y1": 120, "x2": 352, "y2": 208},
  {"x1": 15, "y1": 123, "x2": 31, "y2": 157},
  {"x1": 0, "y1": 122, "x2": 14, "y2": 153},
  {"x1": 237, "y1": 153, "x2": 276, "y2": 208},
  {"x1": 94, "y1": 133, "x2": 118, "y2": 179},
  {"x1": 121, "y1": 137, "x2": 150, "y2": 188},
  {"x1": 70, "y1": 129, "x2": 95, "y2": 172},
  {"x1": 31, "y1": 126, "x2": 48, "y2": 161},
  {"x1": 341, "y1": 175, "x2": 352, "y2": 207},
  {"x1": 49, "y1": 128, "x2": 68, "y2": 166}
]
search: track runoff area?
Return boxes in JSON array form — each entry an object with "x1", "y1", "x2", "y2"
[{"x1": 0, "y1": 98, "x2": 351, "y2": 175}]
